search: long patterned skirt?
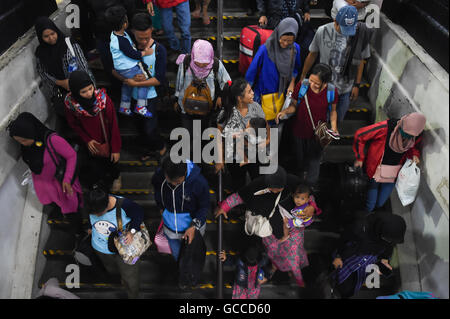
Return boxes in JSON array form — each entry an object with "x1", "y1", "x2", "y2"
[{"x1": 262, "y1": 227, "x2": 309, "y2": 287}]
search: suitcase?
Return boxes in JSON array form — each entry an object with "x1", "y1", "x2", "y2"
[{"x1": 239, "y1": 25, "x2": 273, "y2": 75}]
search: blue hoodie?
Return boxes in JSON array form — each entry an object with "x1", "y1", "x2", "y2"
[{"x1": 152, "y1": 160, "x2": 210, "y2": 236}]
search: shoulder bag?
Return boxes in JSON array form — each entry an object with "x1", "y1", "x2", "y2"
[
  {"x1": 95, "y1": 110, "x2": 111, "y2": 158},
  {"x1": 373, "y1": 152, "x2": 402, "y2": 183},
  {"x1": 304, "y1": 93, "x2": 334, "y2": 149},
  {"x1": 244, "y1": 190, "x2": 282, "y2": 238},
  {"x1": 112, "y1": 197, "x2": 152, "y2": 265}
]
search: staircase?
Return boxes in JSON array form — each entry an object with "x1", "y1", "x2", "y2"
[{"x1": 36, "y1": 0, "x2": 400, "y2": 299}]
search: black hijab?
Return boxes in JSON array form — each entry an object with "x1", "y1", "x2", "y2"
[
  {"x1": 8, "y1": 112, "x2": 53, "y2": 174},
  {"x1": 69, "y1": 71, "x2": 97, "y2": 112},
  {"x1": 34, "y1": 16, "x2": 68, "y2": 81},
  {"x1": 349, "y1": 211, "x2": 407, "y2": 256}
]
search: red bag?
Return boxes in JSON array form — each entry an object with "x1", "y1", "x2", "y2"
[{"x1": 239, "y1": 25, "x2": 273, "y2": 75}]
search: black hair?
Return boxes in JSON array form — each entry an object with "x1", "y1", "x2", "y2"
[
  {"x1": 85, "y1": 184, "x2": 109, "y2": 215},
  {"x1": 248, "y1": 117, "x2": 267, "y2": 141},
  {"x1": 131, "y1": 11, "x2": 153, "y2": 31},
  {"x1": 293, "y1": 184, "x2": 311, "y2": 196},
  {"x1": 105, "y1": 6, "x2": 128, "y2": 31},
  {"x1": 161, "y1": 155, "x2": 187, "y2": 181},
  {"x1": 240, "y1": 237, "x2": 263, "y2": 266},
  {"x1": 249, "y1": 117, "x2": 266, "y2": 130},
  {"x1": 218, "y1": 78, "x2": 249, "y2": 126},
  {"x1": 310, "y1": 63, "x2": 333, "y2": 84}
]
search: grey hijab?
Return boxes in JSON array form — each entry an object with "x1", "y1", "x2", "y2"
[{"x1": 265, "y1": 17, "x2": 299, "y2": 94}]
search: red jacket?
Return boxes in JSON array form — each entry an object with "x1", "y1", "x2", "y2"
[
  {"x1": 353, "y1": 120, "x2": 421, "y2": 179},
  {"x1": 65, "y1": 95, "x2": 122, "y2": 154},
  {"x1": 155, "y1": 0, "x2": 188, "y2": 8}
]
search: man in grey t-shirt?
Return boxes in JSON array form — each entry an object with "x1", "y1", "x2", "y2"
[{"x1": 300, "y1": 5, "x2": 371, "y2": 122}]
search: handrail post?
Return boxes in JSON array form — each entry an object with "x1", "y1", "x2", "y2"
[
  {"x1": 217, "y1": 0, "x2": 224, "y2": 60},
  {"x1": 216, "y1": 0, "x2": 224, "y2": 300},
  {"x1": 217, "y1": 169, "x2": 224, "y2": 299}
]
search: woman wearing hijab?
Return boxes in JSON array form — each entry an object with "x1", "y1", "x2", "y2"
[
  {"x1": 215, "y1": 166, "x2": 320, "y2": 286},
  {"x1": 331, "y1": 210, "x2": 407, "y2": 298},
  {"x1": 245, "y1": 18, "x2": 301, "y2": 124},
  {"x1": 174, "y1": 39, "x2": 232, "y2": 135},
  {"x1": 35, "y1": 17, "x2": 95, "y2": 116},
  {"x1": 7, "y1": 112, "x2": 82, "y2": 217},
  {"x1": 64, "y1": 71, "x2": 122, "y2": 192},
  {"x1": 353, "y1": 112, "x2": 427, "y2": 212}
]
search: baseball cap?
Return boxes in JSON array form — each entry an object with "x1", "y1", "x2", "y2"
[{"x1": 335, "y1": 5, "x2": 358, "y2": 36}]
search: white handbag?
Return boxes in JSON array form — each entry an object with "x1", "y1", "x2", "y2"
[{"x1": 244, "y1": 191, "x2": 282, "y2": 238}]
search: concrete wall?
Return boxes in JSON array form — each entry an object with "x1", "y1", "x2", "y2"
[
  {"x1": 367, "y1": 14, "x2": 449, "y2": 298},
  {"x1": 0, "y1": 1, "x2": 70, "y2": 299}
]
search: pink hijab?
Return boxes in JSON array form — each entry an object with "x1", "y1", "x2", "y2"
[
  {"x1": 176, "y1": 39, "x2": 215, "y2": 79},
  {"x1": 389, "y1": 112, "x2": 426, "y2": 153}
]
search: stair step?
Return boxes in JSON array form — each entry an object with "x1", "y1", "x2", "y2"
[{"x1": 322, "y1": 144, "x2": 355, "y2": 164}]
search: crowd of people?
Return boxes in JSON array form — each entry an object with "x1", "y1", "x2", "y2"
[{"x1": 7, "y1": 0, "x2": 426, "y2": 299}]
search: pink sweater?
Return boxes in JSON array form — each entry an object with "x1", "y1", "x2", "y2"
[{"x1": 32, "y1": 134, "x2": 82, "y2": 214}]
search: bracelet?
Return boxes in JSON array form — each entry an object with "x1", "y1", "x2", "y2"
[{"x1": 353, "y1": 83, "x2": 360, "y2": 88}]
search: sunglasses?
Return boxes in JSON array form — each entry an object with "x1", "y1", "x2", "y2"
[{"x1": 399, "y1": 127, "x2": 415, "y2": 140}]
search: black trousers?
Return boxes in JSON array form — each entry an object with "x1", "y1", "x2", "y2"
[
  {"x1": 227, "y1": 163, "x2": 261, "y2": 192},
  {"x1": 77, "y1": 144, "x2": 121, "y2": 190},
  {"x1": 178, "y1": 230, "x2": 206, "y2": 287}
]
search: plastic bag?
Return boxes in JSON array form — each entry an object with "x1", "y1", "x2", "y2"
[{"x1": 395, "y1": 159, "x2": 420, "y2": 206}]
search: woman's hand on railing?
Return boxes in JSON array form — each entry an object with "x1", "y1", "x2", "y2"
[{"x1": 215, "y1": 206, "x2": 228, "y2": 220}]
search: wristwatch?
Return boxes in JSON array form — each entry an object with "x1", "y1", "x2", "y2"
[
  {"x1": 353, "y1": 83, "x2": 361, "y2": 88},
  {"x1": 130, "y1": 228, "x2": 136, "y2": 235}
]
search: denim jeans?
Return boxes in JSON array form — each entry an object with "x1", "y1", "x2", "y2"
[
  {"x1": 116, "y1": 65, "x2": 148, "y2": 108},
  {"x1": 337, "y1": 91, "x2": 351, "y2": 122},
  {"x1": 167, "y1": 236, "x2": 183, "y2": 261},
  {"x1": 160, "y1": 1, "x2": 191, "y2": 54},
  {"x1": 366, "y1": 179, "x2": 396, "y2": 212}
]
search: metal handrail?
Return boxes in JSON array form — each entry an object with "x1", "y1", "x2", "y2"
[
  {"x1": 216, "y1": 0, "x2": 224, "y2": 300},
  {"x1": 216, "y1": 170, "x2": 224, "y2": 299}
]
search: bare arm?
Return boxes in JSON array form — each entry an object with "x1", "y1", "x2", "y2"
[
  {"x1": 351, "y1": 59, "x2": 366, "y2": 101},
  {"x1": 330, "y1": 104, "x2": 338, "y2": 133},
  {"x1": 300, "y1": 51, "x2": 319, "y2": 82}
]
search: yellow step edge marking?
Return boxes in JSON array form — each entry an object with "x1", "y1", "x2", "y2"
[
  {"x1": 119, "y1": 160, "x2": 158, "y2": 166},
  {"x1": 206, "y1": 219, "x2": 240, "y2": 224},
  {"x1": 45, "y1": 282, "x2": 233, "y2": 289}
]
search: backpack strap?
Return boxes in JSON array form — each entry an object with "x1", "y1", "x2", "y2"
[
  {"x1": 45, "y1": 131, "x2": 59, "y2": 168},
  {"x1": 297, "y1": 79, "x2": 310, "y2": 103},
  {"x1": 326, "y1": 83, "x2": 335, "y2": 113},
  {"x1": 212, "y1": 57, "x2": 220, "y2": 79},
  {"x1": 183, "y1": 54, "x2": 191, "y2": 77}
]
